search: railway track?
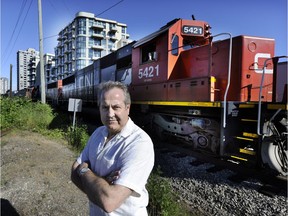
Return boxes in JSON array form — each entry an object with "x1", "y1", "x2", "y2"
[
  {"x1": 153, "y1": 139, "x2": 287, "y2": 215},
  {"x1": 153, "y1": 138, "x2": 287, "y2": 198}
]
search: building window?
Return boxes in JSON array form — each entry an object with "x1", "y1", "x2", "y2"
[
  {"x1": 89, "y1": 19, "x2": 93, "y2": 27},
  {"x1": 76, "y1": 59, "x2": 86, "y2": 70},
  {"x1": 76, "y1": 48, "x2": 86, "y2": 58},
  {"x1": 108, "y1": 40, "x2": 114, "y2": 49},
  {"x1": 77, "y1": 18, "x2": 86, "y2": 35}
]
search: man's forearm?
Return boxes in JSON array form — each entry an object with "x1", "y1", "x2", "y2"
[
  {"x1": 71, "y1": 166, "x2": 86, "y2": 193},
  {"x1": 80, "y1": 170, "x2": 113, "y2": 211},
  {"x1": 80, "y1": 170, "x2": 132, "y2": 213},
  {"x1": 71, "y1": 161, "x2": 132, "y2": 213}
]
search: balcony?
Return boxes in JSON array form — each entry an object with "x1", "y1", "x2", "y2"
[
  {"x1": 91, "y1": 23, "x2": 104, "y2": 29},
  {"x1": 109, "y1": 26, "x2": 118, "y2": 32},
  {"x1": 64, "y1": 49, "x2": 70, "y2": 54},
  {"x1": 92, "y1": 45, "x2": 104, "y2": 50},
  {"x1": 110, "y1": 47, "x2": 117, "y2": 51},
  {"x1": 109, "y1": 35, "x2": 117, "y2": 41},
  {"x1": 91, "y1": 33, "x2": 104, "y2": 38},
  {"x1": 28, "y1": 72, "x2": 36, "y2": 76},
  {"x1": 29, "y1": 64, "x2": 36, "y2": 68},
  {"x1": 57, "y1": 42, "x2": 64, "y2": 48},
  {"x1": 57, "y1": 35, "x2": 63, "y2": 41},
  {"x1": 91, "y1": 56, "x2": 100, "y2": 60}
]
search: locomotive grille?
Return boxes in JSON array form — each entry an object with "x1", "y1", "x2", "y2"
[{"x1": 190, "y1": 81, "x2": 198, "y2": 86}]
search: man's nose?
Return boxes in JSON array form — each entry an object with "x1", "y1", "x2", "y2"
[{"x1": 107, "y1": 107, "x2": 115, "y2": 117}]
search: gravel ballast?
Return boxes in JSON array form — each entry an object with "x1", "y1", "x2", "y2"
[{"x1": 155, "y1": 148, "x2": 288, "y2": 216}]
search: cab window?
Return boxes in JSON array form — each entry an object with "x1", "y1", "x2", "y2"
[
  {"x1": 141, "y1": 43, "x2": 156, "y2": 63},
  {"x1": 171, "y1": 34, "x2": 179, "y2": 56}
]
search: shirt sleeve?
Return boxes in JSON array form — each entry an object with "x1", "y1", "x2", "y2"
[
  {"x1": 76, "y1": 128, "x2": 101, "y2": 165},
  {"x1": 114, "y1": 133, "x2": 155, "y2": 197}
]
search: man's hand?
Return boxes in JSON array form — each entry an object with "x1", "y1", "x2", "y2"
[
  {"x1": 71, "y1": 161, "x2": 87, "y2": 193},
  {"x1": 76, "y1": 162, "x2": 90, "y2": 176},
  {"x1": 105, "y1": 170, "x2": 120, "y2": 184}
]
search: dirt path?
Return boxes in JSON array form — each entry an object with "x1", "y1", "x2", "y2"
[{"x1": 1, "y1": 130, "x2": 89, "y2": 216}]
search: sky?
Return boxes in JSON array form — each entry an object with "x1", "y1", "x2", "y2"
[{"x1": 1, "y1": 0, "x2": 287, "y2": 90}]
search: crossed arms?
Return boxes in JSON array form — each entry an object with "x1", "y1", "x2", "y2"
[{"x1": 71, "y1": 161, "x2": 133, "y2": 213}]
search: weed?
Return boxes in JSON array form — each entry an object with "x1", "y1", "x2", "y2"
[
  {"x1": 66, "y1": 124, "x2": 89, "y2": 151},
  {"x1": 147, "y1": 166, "x2": 191, "y2": 216}
]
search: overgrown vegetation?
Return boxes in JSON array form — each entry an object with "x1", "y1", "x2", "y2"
[
  {"x1": 1, "y1": 96, "x2": 192, "y2": 215},
  {"x1": 1, "y1": 97, "x2": 54, "y2": 131},
  {"x1": 0, "y1": 96, "x2": 86, "y2": 147},
  {"x1": 66, "y1": 124, "x2": 90, "y2": 151},
  {"x1": 147, "y1": 166, "x2": 191, "y2": 216}
]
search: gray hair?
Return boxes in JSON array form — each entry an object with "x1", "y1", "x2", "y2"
[{"x1": 97, "y1": 81, "x2": 131, "y2": 106}]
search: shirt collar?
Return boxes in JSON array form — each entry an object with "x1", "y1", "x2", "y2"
[{"x1": 119, "y1": 118, "x2": 134, "y2": 138}]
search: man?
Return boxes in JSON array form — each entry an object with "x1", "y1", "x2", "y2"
[{"x1": 71, "y1": 81, "x2": 155, "y2": 216}]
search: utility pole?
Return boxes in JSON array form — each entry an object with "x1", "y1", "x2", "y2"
[
  {"x1": 37, "y1": 0, "x2": 46, "y2": 103},
  {"x1": 10, "y1": 64, "x2": 12, "y2": 97}
]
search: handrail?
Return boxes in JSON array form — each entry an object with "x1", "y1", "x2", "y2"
[
  {"x1": 257, "y1": 56, "x2": 288, "y2": 135},
  {"x1": 212, "y1": 33, "x2": 232, "y2": 128}
]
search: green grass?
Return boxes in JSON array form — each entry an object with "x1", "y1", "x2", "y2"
[{"x1": 147, "y1": 166, "x2": 192, "y2": 216}]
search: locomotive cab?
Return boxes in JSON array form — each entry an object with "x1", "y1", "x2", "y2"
[{"x1": 130, "y1": 18, "x2": 211, "y2": 101}]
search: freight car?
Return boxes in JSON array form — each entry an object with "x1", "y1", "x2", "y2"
[{"x1": 46, "y1": 18, "x2": 287, "y2": 176}]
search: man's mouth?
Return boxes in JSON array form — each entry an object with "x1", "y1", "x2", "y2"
[{"x1": 107, "y1": 119, "x2": 117, "y2": 124}]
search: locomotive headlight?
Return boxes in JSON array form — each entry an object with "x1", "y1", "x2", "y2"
[{"x1": 204, "y1": 24, "x2": 211, "y2": 37}]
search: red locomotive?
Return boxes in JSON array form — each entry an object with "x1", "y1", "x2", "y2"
[{"x1": 47, "y1": 18, "x2": 287, "y2": 176}]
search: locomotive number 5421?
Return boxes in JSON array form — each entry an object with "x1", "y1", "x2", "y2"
[
  {"x1": 138, "y1": 65, "x2": 159, "y2": 79},
  {"x1": 182, "y1": 25, "x2": 203, "y2": 35}
]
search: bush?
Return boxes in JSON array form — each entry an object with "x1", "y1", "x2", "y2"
[
  {"x1": 0, "y1": 97, "x2": 54, "y2": 131},
  {"x1": 66, "y1": 124, "x2": 90, "y2": 151},
  {"x1": 147, "y1": 166, "x2": 191, "y2": 216}
]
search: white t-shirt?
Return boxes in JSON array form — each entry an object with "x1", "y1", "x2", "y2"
[{"x1": 77, "y1": 118, "x2": 155, "y2": 216}]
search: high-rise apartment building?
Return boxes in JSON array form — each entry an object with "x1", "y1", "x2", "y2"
[
  {"x1": 17, "y1": 48, "x2": 40, "y2": 91},
  {"x1": 34, "y1": 53, "x2": 56, "y2": 88},
  {"x1": 53, "y1": 12, "x2": 131, "y2": 81},
  {"x1": 44, "y1": 53, "x2": 56, "y2": 83},
  {"x1": 0, "y1": 77, "x2": 9, "y2": 94}
]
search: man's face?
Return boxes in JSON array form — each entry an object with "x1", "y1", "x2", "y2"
[{"x1": 99, "y1": 87, "x2": 130, "y2": 135}]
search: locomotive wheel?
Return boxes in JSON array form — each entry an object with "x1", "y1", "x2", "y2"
[
  {"x1": 261, "y1": 137, "x2": 288, "y2": 176},
  {"x1": 197, "y1": 135, "x2": 209, "y2": 148}
]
